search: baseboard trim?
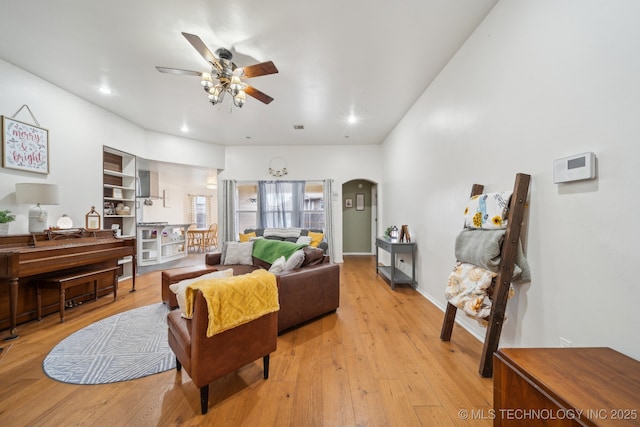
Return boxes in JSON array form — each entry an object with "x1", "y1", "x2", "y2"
[{"x1": 414, "y1": 287, "x2": 485, "y2": 343}]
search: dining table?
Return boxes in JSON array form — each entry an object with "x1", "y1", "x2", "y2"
[{"x1": 186, "y1": 228, "x2": 209, "y2": 252}]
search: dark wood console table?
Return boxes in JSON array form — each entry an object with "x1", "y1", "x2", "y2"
[
  {"x1": 493, "y1": 347, "x2": 640, "y2": 426},
  {"x1": 375, "y1": 237, "x2": 416, "y2": 289}
]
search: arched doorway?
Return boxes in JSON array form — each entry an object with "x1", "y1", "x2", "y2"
[{"x1": 342, "y1": 179, "x2": 377, "y2": 254}]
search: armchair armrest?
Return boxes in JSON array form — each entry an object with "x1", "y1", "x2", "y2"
[
  {"x1": 276, "y1": 263, "x2": 340, "y2": 332},
  {"x1": 161, "y1": 265, "x2": 217, "y2": 308},
  {"x1": 205, "y1": 252, "x2": 222, "y2": 266}
]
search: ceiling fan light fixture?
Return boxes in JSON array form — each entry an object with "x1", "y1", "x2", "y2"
[
  {"x1": 200, "y1": 72, "x2": 213, "y2": 88},
  {"x1": 230, "y1": 75, "x2": 245, "y2": 95},
  {"x1": 233, "y1": 90, "x2": 246, "y2": 108},
  {"x1": 157, "y1": 33, "x2": 279, "y2": 110},
  {"x1": 208, "y1": 85, "x2": 223, "y2": 104}
]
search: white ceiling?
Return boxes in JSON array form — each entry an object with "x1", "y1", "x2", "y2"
[{"x1": 0, "y1": 0, "x2": 497, "y2": 147}]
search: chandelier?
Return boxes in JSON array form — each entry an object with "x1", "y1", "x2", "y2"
[{"x1": 200, "y1": 48, "x2": 247, "y2": 108}]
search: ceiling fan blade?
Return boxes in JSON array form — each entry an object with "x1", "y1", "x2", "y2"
[
  {"x1": 245, "y1": 85, "x2": 274, "y2": 104},
  {"x1": 156, "y1": 66, "x2": 202, "y2": 76},
  {"x1": 239, "y1": 61, "x2": 279, "y2": 78},
  {"x1": 181, "y1": 32, "x2": 221, "y2": 68}
]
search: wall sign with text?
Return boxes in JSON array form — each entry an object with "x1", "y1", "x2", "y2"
[{"x1": 2, "y1": 116, "x2": 49, "y2": 174}]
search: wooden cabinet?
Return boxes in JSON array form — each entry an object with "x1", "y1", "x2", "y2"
[
  {"x1": 102, "y1": 146, "x2": 136, "y2": 281},
  {"x1": 493, "y1": 347, "x2": 640, "y2": 427}
]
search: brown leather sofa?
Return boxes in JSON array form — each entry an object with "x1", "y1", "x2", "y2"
[
  {"x1": 167, "y1": 288, "x2": 277, "y2": 414},
  {"x1": 162, "y1": 249, "x2": 340, "y2": 334}
]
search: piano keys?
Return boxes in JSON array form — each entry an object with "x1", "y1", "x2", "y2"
[{"x1": 0, "y1": 229, "x2": 136, "y2": 338}]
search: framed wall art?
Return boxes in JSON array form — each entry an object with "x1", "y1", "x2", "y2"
[
  {"x1": 345, "y1": 198, "x2": 353, "y2": 208},
  {"x1": 2, "y1": 116, "x2": 49, "y2": 174}
]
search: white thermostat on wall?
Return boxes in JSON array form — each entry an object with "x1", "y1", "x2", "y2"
[{"x1": 553, "y1": 152, "x2": 596, "y2": 183}]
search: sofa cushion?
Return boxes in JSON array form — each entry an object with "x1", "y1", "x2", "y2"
[
  {"x1": 169, "y1": 269, "x2": 234, "y2": 318},
  {"x1": 239, "y1": 231, "x2": 256, "y2": 242},
  {"x1": 285, "y1": 249, "x2": 305, "y2": 271},
  {"x1": 307, "y1": 231, "x2": 324, "y2": 247},
  {"x1": 223, "y1": 241, "x2": 254, "y2": 265},
  {"x1": 263, "y1": 228, "x2": 301, "y2": 240},
  {"x1": 301, "y1": 246, "x2": 324, "y2": 266},
  {"x1": 296, "y1": 235, "x2": 312, "y2": 245},
  {"x1": 269, "y1": 256, "x2": 286, "y2": 273}
]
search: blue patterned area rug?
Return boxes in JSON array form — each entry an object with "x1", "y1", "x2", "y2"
[{"x1": 43, "y1": 303, "x2": 176, "y2": 385}]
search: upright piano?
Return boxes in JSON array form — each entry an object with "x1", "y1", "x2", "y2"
[{"x1": 0, "y1": 229, "x2": 135, "y2": 338}]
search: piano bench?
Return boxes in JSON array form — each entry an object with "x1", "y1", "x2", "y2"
[{"x1": 36, "y1": 266, "x2": 120, "y2": 323}]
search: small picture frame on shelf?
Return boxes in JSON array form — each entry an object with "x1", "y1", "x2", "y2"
[
  {"x1": 85, "y1": 206, "x2": 101, "y2": 230},
  {"x1": 399, "y1": 225, "x2": 411, "y2": 242},
  {"x1": 103, "y1": 202, "x2": 115, "y2": 215},
  {"x1": 112, "y1": 188, "x2": 123, "y2": 199}
]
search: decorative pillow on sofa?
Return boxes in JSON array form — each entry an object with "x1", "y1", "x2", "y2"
[
  {"x1": 223, "y1": 241, "x2": 254, "y2": 265},
  {"x1": 307, "y1": 231, "x2": 324, "y2": 247},
  {"x1": 269, "y1": 256, "x2": 286, "y2": 273},
  {"x1": 264, "y1": 228, "x2": 300, "y2": 242},
  {"x1": 239, "y1": 231, "x2": 256, "y2": 242},
  {"x1": 285, "y1": 249, "x2": 306, "y2": 271},
  {"x1": 296, "y1": 235, "x2": 312, "y2": 245},
  {"x1": 169, "y1": 269, "x2": 234, "y2": 318},
  {"x1": 463, "y1": 191, "x2": 512, "y2": 229}
]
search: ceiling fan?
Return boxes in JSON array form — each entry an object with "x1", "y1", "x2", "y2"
[{"x1": 156, "y1": 32, "x2": 278, "y2": 108}]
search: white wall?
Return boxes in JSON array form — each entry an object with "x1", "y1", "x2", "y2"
[
  {"x1": 219, "y1": 145, "x2": 384, "y2": 262},
  {"x1": 0, "y1": 59, "x2": 224, "y2": 233},
  {"x1": 381, "y1": 0, "x2": 640, "y2": 360}
]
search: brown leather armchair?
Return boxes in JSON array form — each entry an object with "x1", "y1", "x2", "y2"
[{"x1": 167, "y1": 289, "x2": 278, "y2": 414}]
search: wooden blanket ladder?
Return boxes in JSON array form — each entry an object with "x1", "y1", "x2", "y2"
[{"x1": 440, "y1": 173, "x2": 531, "y2": 378}]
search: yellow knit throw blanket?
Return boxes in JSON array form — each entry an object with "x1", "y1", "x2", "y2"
[{"x1": 185, "y1": 269, "x2": 280, "y2": 337}]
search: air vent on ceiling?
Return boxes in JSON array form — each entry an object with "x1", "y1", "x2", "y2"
[{"x1": 293, "y1": 125, "x2": 304, "y2": 130}]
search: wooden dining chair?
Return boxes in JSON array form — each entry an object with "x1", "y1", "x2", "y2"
[
  {"x1": 186, "y1": 224, "x2": 199, "y2": 252},
  {"x1": 203, "y1": 223, "x2": 218, "y2": 251}
]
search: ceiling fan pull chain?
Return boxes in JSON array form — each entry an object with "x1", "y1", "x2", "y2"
[{"x1": 11, "y1": 104, "x2": 41, "y2": 127}]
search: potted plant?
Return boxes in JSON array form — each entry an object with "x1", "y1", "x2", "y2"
[{"x1": 0, "y1": 209, "x2": 16, "y2": 235}]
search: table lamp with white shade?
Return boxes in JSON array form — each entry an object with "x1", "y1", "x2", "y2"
[{"x1": 15, "y1": 183, "x2": 60, "y2": 233}]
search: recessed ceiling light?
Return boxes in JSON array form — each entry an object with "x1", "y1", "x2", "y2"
[
  {"x1": 98, "y1": 86, "x2": 112, "y2": 95},
  {"x1": 347, "y1": 114, "x2": 357, "y2": 124},
  {"x1": 181, "y1": 125, "x2": 189, "y2": 133}
]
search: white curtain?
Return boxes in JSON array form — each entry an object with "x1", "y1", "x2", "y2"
[
  {"x1": 187, "y1": 195, "x2": 197, "y2": 224},
  {"x1": 323, "y1": 179, "x2": 334, "y2": 259},
  {"x1": 221, "y1": 179, "x2": 237, "y2": 245},
  {"x1": 257, "y1": 180, "x2": 305, "y2": 228}
]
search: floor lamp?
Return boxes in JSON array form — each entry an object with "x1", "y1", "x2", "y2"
[{"x1": 15, "y1": 183, "x2": 60, "y2": 233}]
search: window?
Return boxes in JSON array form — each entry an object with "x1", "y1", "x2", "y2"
[
  {"x1": 188, "y1": 194, "x2": 214, "y2": 228},
  {"x1": 236, "y1": 183, "x2": 258, "y2": 232},
  {"x1": 194, "y1": 196, "x2": 208, "y2": 228},
  {"x1": 235, "y1": 181, "x2": 324, "y2": 232}
]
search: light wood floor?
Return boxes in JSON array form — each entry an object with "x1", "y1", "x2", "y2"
[{"x1": 0, "y1": 256, "x2": 492, "y2": 427}]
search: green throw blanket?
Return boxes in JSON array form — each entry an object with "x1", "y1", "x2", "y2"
[{"x1": 252, "y1": 239, "x2": 308, "y2": 264}]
